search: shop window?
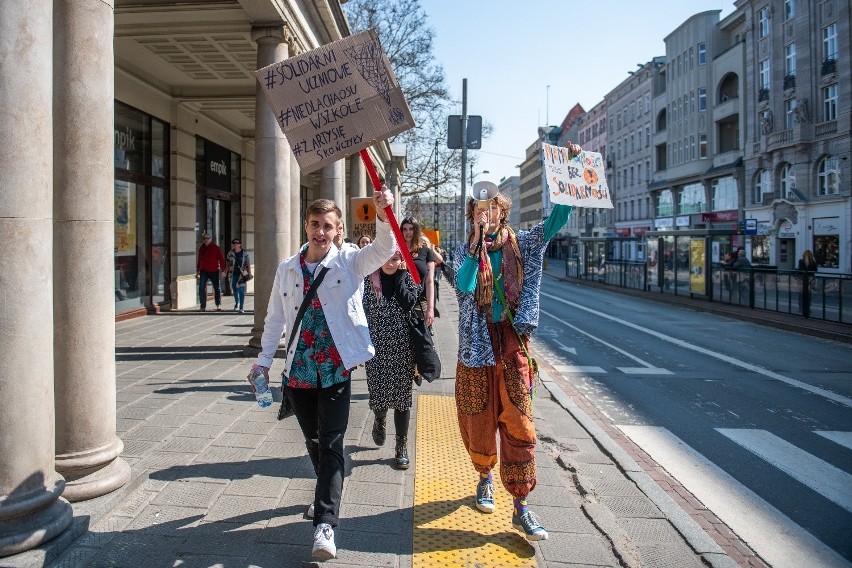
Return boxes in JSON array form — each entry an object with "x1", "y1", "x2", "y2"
[
  {"x1": 678, "y1": 183, "x2": 706, "y2": 214},
  {"x1": 196, "y1": 137, "x2": 242, "y2": 250},
  {"x1": 114, "y1": 102, "x2": 170, "y2": 312},
  {"x1": 711, "y1": 177, "x2": 737, "y2": 211},
  {"x1": 751, "y1": 235, "x2": 771, "y2": 265},
  {"x1": 657, "y1": 189, "x2": 674, "y2": 217},
  {"x1": 813, "y1": 235, "x2": 839, "y2": 269}
]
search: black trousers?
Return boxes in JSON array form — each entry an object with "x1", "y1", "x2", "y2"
[{"x1": 286, "y1": 380, "x2": 351, "y2": 528}]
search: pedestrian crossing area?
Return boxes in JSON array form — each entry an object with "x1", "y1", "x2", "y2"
[
  {"x1": 550, "y1": 363, "x2": 674, "y2": 375},
  {"x1": 618, "y1": 425, "x2": 852, "y2": 568}
]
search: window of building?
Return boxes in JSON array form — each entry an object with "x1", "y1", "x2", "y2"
[
  {"x1": 711, "y1": 177, "x2": 738, "y2": 211},
  {"x1": 759, "y1": 59, "x2": 770, "y2": 90},
  {"x1": 780, "y1": 163, "x2": 793, "y2": 198},
  {"x1": 817, "y1": 156, "x2": 840, "y2": 195},
  {"x1": 785, "y1": 43, "x2": 796, "y2": 77},
  {"x1": 823, "y1": 84, "x2": 837, "y2": 121},
  {"x1": 637, "y1": 163, "x2": 642, "y2": 185},
  {"x1": 758, "y1": 7, "x2": 770, "y2": 38},
  {"x1": 690, "y1": 91, "x2": 696, "y2": 113},
  {"x1": 689, "y1": 46, "x2": 695, "y2": 69},
  {"x1": 785, "y1": 98, "x2": 797, "y2": 129},
  {"x1": 645, "y1": 125, "x2": 650, "y2": 147},
  {"x1": 698, "y1": 88, "x2": 707, "y2": 111},
  {"x1": 784, "y1": 0, "x2": 795, "y2": 20},
  {"x1": 646, "y1": 161, "x2": 651, "y2": 183},
  {"x1": 698, "y1": 42, "x2": 706, "y2": 65},
  {"x1": 679, "y1": 183, "x2": 706, "y2": 214},
  {"x1": 813, "y1": 223, "x2": 839, "y2": 269},
  {"x1": 690, "y1": 136, "x2": 696, "y2": 159},
  {"x1": 699, "y1": 134, "x2": 707, "y2": 158},
  {"x1": 645, "y1": 93, "x2": 651, "y2": 113},
  {"x1": 753, "y1": 168, "x2": 770, "y2": 203},
  {"x1": 823, "y1": 23, "x2": 837, "y2": 61},
  {"x1": 114, "y1": 102, "x2": 171, "y2": 312},
  {"x1": 657, "y1": 189, "x2": 674, "y2": 217},
  {"x1": 630, "y1": 200, "x2": 635, "y2": 219},
  {"x1": 195, "y1": 136, "x2": 242, "y2": 276}
]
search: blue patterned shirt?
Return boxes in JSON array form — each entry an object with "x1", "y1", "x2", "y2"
[{"x1": 454, "y1": 205, "x2": 572, "y2": 367}]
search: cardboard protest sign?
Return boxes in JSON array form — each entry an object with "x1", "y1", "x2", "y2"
[
  {"x1": 541, "y1": 143, "x2": 612, "y2": 209},
  {"x1": 350, "y1": 197, "x2": 376, "y2": 241},
  {"x1": 256, "y1": 29, "x2": 415, "y2": 174}
]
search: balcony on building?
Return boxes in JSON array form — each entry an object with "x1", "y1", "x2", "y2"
[
  {"x1": 714, "y1": 115, "x2": 741, "y2": 168},
  {"x1": 713, "y1": 73, "x2": 740, "y2": 122}
]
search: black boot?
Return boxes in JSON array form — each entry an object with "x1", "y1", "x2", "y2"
[
  {"x1": 394, "y1": 436, "x2": 409, "y2": 469},
  {"x1": 372, "y1": 410, "x2": 387, "y2": 446}
]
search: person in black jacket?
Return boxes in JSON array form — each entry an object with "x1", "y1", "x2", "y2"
[{"x1": 362, "y1": 251, "x2": 420, "y2": 469}]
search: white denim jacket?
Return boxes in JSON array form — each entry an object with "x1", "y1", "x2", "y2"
[{"x1": 257, "y1": 219, "x2": 394, "y2": 373}]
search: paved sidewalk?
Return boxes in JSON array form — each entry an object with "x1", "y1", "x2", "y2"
[{"x1": 5, "y1": 286, "x2": 743, "y2": 568}]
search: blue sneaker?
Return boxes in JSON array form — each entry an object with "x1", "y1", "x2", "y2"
[
  {"x1": 512, "y1": 510, "x2": 548, "y2": 541},
  {"x1": 475, "y1": 478, "x2": 495, "y2": 513}
]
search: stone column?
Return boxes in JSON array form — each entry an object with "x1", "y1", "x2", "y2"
[
  {"x1": 291, "y1": 158, "x2": 302, "y2": 253},
  {"x1": 321, "y1": 160, "x2": 346, "y2": 229},
  {"x1": 52, "y1": 0, "x2": 130, "y2": 502},
  {"x1": 249, "y1": 26, "x2": 292, "y2": 352},
  {"x1": 0, "y1": 0, "x2": 73, "y2": 556},
  {"x1": 349, "y1": 155, "x2": 368, "y2": 198}
]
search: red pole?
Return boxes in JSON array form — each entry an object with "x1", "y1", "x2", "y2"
[{"x1": 359, "y1": 149, "x2": 421, "y2": 285}]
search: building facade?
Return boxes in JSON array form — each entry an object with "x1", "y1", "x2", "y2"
[
  {"x1": 0, "y1": 0, "x2": 397, "y2": 556},
  {"x1": 606, "y1": 59, "x2": 660, "y2": 246},
  {"x1": 738, "y1": 0, "x2": 851, "y2": 272}
]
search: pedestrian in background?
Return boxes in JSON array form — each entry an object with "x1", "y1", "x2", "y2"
[
  {"x1": 798, "y1": 249, "x2": 818, "y2": 313},
  {"x1": 196, "y1": 232, "x2": 226, "y2": 311},
  {"x1": 452, "y1": 145, "x2": 580, "y2": 542},
  {"x1": 357, "y1": 234, "x2": 372, "y2": 248},
  {"x1": 401, "y1": 217, "x2": 436, "y2": 327},
  {"x1": 226, "y1": 239, "x2": 251, "y2": 313},
  {"x1": 363, "y1": 250, "x2": 420, "y2": 469},
  {"x1": 250, "y1": 191, "x2": 395, "y2": 561}
]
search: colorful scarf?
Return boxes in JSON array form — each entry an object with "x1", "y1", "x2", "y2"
[{"x1": 474, "y1": 226, "x2": 523, "y2": 319}]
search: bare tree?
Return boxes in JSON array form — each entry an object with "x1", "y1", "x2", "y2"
[{"x1": 344, "y1": 0, "x2": 486, "y2": 202}]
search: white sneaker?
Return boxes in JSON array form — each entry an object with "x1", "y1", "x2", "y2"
[
  {"x1": 306, "y1": 502, "x2": 314, "y2": 518},
  {"x1": 312, "y1": 523, "x2": 336, "y2": 560}
]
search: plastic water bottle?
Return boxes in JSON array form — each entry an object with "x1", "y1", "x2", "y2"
[{"x1": 250, "y1": 365, "x2": 273, "y2": 408}]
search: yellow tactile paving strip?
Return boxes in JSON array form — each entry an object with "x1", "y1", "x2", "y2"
[{"x1": 413, "y1": 394, "x2": 536, "y2": 567}]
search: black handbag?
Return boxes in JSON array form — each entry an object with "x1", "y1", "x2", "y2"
[
  {"x1": 409, "y1": 301, "x2": 441, "y2": 383},
  {"x1": 277, "y1": 266, "x2": 330, "y2": 420}
]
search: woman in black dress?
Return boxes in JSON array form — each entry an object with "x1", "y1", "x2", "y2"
[
  {"x1": 400, "y1": 217, "x2": 437, "y2": 326},
  {"x1": 363, "y1": 251, "x2": 420, "y2": 468}
]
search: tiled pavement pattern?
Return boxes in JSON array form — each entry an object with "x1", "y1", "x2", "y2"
[{"x1": 2, "y1": 278, "x2": 783, "y2": 567}]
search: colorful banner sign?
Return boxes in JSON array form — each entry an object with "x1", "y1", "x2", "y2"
[
  {"x1": 255, "y1": 29, "x2": 415, "y2": 174},
  {"x1": 541, "y1": 143, "x2": 612, "y2": 209}
]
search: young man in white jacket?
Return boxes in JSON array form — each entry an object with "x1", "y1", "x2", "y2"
[{"x1": 252, "y1": 189, "x2": 395, "y2": 560}]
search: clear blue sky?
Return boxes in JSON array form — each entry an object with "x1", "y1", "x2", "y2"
[{"x1": 420, "y1": 0, "x2": 734, "y2": 184}]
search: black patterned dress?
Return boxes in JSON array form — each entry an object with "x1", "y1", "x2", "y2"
[{"x1": 363, "y1": 269, "x2": 420, "y2": 412}]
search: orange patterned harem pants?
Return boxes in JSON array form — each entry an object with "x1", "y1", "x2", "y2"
[{"x1": 455, "y1": 320, "x2": 536, "y2": 498}]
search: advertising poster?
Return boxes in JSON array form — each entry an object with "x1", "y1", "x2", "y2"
[
  {"x1": 541, "y1": 143, "x2": 613, "y2": 209},
  {"x1": 350, "y1": 197, "x2": 376, "y2": 242},
  {"x1": 689, "y1": 238, "x2": 706, "y2": 295},
  {"x1": 256, "y1": 29, "x2": 415, "y2": 174},
  {"x1": 114, "y1": 180, "x2": 136, "y2": 256}
]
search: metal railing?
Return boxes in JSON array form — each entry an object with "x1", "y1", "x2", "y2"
[{"x1": 563, "y1": 257, "x2": 851, "y2": 324}]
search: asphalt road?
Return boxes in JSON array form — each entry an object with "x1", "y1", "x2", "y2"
[{"x1": 533, "y1": 276, "x2": 852, "y2": 568}]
